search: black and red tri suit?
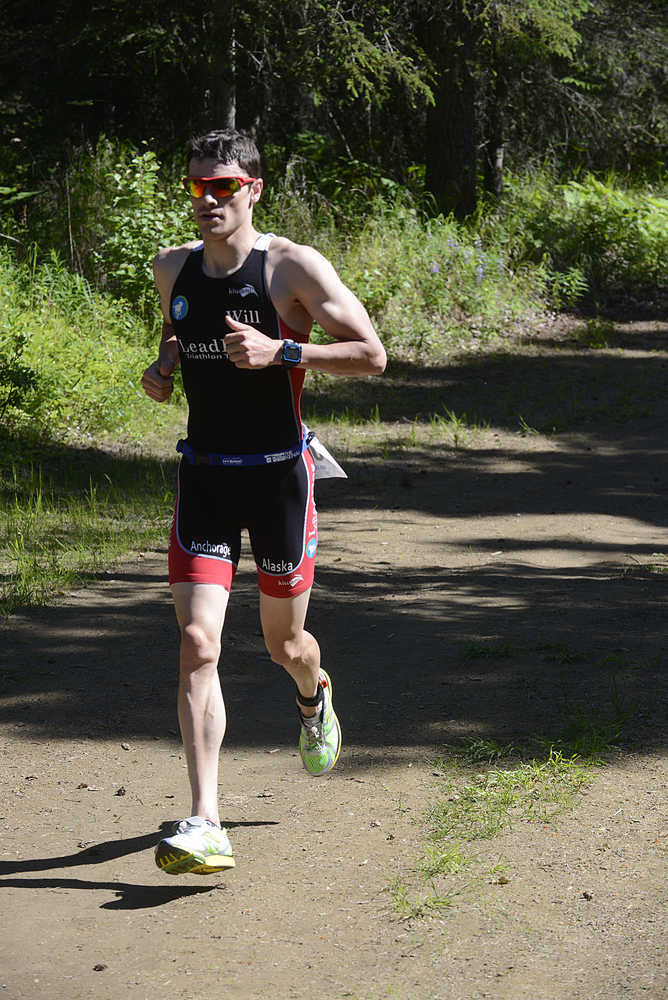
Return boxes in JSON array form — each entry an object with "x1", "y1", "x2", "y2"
[{"x1": 167, "y1": 234, "x2": 317, "y2": 597}]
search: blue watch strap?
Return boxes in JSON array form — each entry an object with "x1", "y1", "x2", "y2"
[{"x1": 281, "y1": 339, "x2": 302, "y2": 366}]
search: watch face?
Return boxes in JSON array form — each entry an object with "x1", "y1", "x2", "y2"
[{"x1": 282, "y1": 341, "x2": 301, "y2": 364}]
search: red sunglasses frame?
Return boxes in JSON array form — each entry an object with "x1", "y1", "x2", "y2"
[{"x1": 182, "y1": 175, "x2": 259, "y2": 198}]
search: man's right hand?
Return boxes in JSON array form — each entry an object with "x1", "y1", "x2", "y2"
[{"x1": 141, "y1": 359, "x2": 175, "y2": 402}]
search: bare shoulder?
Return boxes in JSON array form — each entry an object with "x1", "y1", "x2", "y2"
[
  {"x1": 153, "y1": 241, "x2": 200, "y2": 281},
  {"x1": 267, "y1": 236, "x2": 330, "y2": 274},
  {"x1": 266, "y1": 237, "x2": 339, "y2": 295},
  {"x1": 153, "y1": 241, "x2": 200, "y2": 317}
]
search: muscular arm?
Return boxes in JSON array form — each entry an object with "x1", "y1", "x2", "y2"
[{"x1": 224, "y1": 239, "x2": 386, "y2": 376}]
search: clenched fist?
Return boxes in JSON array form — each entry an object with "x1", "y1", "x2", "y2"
[
  {"x1": 223, "y1": 315, "x2": 282, "y2": 369},
  {"x1": 141, "y1": 359, "x2": 175, "y2": 402}
]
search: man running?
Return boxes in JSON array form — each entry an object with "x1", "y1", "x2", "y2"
[{"x1": 141, "y1": 128, "x2": 386, "y2": 874}]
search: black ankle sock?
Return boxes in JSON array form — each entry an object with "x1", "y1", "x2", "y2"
[{"x1": 296, "y1": 681, "x2": 323, "y2": 710}]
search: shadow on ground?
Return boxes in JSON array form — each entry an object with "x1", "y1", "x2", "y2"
[{"x1": 1, "y1": 329, "x2": 666, "y2": 755}]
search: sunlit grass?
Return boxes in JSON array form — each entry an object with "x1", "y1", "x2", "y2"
[
  {"x1": 387, "y1": 699, "x2": 628, "y2": 919},
  {"x1": 0, "y1": 454, "x2": 175, "y2": 616},
  {"x1": 428, "y1": 747, "x2": 593, "y2": 843}
]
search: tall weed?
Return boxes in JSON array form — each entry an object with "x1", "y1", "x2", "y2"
[{"x1": 333, "y1": 203, "x2": 545, "y2": 359}]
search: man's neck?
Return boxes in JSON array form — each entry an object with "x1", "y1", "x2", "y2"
[{"x1": 201, "y1": 225, "x2": 260, "y2": 279}]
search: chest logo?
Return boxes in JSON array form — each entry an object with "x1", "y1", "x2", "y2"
[
  {"x1": 229, "y1": 284, "x2": 257, "y2": 299},
  {"x1": 171, "y1": 295, "x2": 189, "y2": 321}
]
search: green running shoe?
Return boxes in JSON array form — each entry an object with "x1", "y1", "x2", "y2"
[
  {"x1": 299, "y1": 669, "x2": 342, "y2": 776},
  {"x1": 155, "y1": 816, "x2": 235, "y2": 874}
]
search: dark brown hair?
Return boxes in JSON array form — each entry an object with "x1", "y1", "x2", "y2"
[{"x1": 186, "y1": 129, "x2": 261, "y2": 177}]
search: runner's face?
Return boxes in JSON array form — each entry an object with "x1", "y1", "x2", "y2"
[{"x1": 187, "y1": 158, "x2": 261, "y2": 239}]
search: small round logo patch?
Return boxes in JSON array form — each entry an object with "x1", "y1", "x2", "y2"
[
  {"x1": 306, "y1": 538, "x2": 317, "y2": 559},
  {"x1": 171, "y1": 295, "x2": 189, "y2": 321}
]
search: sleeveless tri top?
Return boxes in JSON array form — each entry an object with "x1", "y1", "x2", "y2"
[{"x1": 169, "y1": 234, "x2": 308, "y2": 454}]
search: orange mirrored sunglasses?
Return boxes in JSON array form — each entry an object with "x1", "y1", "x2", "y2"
[{"x1": 182, "y1": 175, "x2": 258, "y2": 198}]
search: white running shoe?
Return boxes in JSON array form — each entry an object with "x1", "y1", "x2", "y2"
[{"x1": 155, "y1": 816, "x2": 235, "y2": 874}]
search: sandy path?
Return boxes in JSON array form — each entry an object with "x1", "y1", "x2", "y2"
[{"x1": 1, "y1": 322, "x2": 666, "y2": 999}]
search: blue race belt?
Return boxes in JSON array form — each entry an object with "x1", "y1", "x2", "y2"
[{"x1": 176, "y1": 437, "x2": 306, "y2": 467}]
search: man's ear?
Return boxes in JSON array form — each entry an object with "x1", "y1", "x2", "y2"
[{"x1": 250, "y1": 179, "x2": 263, "y2": 205}]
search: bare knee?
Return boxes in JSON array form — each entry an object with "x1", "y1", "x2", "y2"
[
  {"x1": 180, "y1": 622, "x2": 221, "y2": 674},
  {"x1": 265, "y1": 633, "x2": 304, "y2": 669}
]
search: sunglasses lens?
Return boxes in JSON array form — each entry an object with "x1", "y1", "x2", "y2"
[
  {"x1": 211, "y1": 178, "x2": 241, "y2": 197},
  {"x1": 184, "y1": 177, "x2": 245, "y2": 198},
  {"x1": 183, "y1": 177, "x2": 204, "y2": 197}
]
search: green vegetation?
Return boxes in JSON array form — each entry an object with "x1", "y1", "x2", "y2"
[
  {"x1": 25, "y1": 140, "x2": 195, "y2": 319},
  {"x1": 386, "y1": 665, "x2": 629, "y2": 919},
  {"x1": 501, "y1": 171, "x2": 668, "y2": 304},
  {"x1": 428, "y1": 747, "x2": 593, "y2": 843},
  {"x1": 6, "y1": 140, "x2": 667, "y2": 364},
  {"x1": 0, "y1": 244, "x2": 180, "y2": 436},
  {"x1": 0, "y1": 445, "x2": 176, "y2": 617},
  {"x1": 0, "y1": 227, "x2": 182, "y2": 616},
  {"x1": 386, "y1": 744, "x2": 596, "y2": 919}
]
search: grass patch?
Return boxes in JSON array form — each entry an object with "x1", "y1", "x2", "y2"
[
  {"x1": 428, "y1": 747, "x2": 593, "y2": 843},
  {"x1": 385, "y1": 876, "x2": 453, "y2": 920},
  {"x1": 387, "y1": 698, "x2": 628, "y2": 920},
  {"x1": 569, "y1": 318, "x2": 616, "y2": 350},
  {"x1": 0, "y1": 439, "x2": 176, "y2": 616},
  {"x1": 428, "y1": 408, "x2": 490, "y2": 447}
]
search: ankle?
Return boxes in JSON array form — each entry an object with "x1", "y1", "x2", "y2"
[
  {"x1": 192, "y1": 810, "x2": 220, "y2": 827},
  {"x1": 296, "y1": 681, "x2": 323, "y2": 719}
]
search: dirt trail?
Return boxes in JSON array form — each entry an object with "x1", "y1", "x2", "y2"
[{"x1": 1, "y1": 320, "x2": 666, "y2": 1000}]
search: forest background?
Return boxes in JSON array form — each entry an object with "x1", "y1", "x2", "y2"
[{"x1": 0, "y1": 0, "x2": 666, "y2": 611}]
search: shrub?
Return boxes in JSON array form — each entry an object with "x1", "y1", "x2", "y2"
[
  {"x1": 500, "y1": 170, "x2": 668, "y2": 304},
  {"x1": 24, "y1": 138, "x2": 195, "y2": 323},
  {"x1": 92, "y1": 145, "x2": 195, "y2": 313},
  {"x1": 0, "y1": 247, "x2": 178, "y2": 437},
  {"x1": 330, "y1": 202, "x2": 546, "y2": 359}
]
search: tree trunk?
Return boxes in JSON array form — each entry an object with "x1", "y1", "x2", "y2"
[
  {"x1": 482, "y1": 46, "x2": 507, "y2": 207},
  {"x1": 422, "y1": 3, "x2": 479, "y2": 219},
  {"x1": 202, "y1": 5, "x2": 236, "y2": 131}
]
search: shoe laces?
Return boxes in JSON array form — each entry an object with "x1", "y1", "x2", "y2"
[
  {"x1": 302, "y1": 716, "x2": 325, "y2": 750},
  {"x1": 176, "y1": 816, "x2": 214, "y2": 834}
]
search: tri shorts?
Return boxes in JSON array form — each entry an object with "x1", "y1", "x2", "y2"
[{"x1": 168, "y1": 449, "x2": 317, "y2": 598}]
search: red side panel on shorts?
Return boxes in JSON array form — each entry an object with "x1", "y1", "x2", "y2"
[
  {"x1": 256, "y1": 450, "x2": 317, "y2": 599},
  {"x1": 168, "y1": 502, "x2": 236, "y2": 590}
]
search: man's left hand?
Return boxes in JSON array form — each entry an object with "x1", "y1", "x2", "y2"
[{"x1": 224, "y1": 315, "x2": 281, "y2": 369}]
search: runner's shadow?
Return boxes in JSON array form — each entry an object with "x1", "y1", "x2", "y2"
[
  {"x1": 0, "y1": 819, "x2": 277, "y2": 876},
  {"x1": 0, "y1": 876, "x2": 219, "y2": 910},
  {"x1": 0, "y1": 824, "x2": 173, "y2": 875}
]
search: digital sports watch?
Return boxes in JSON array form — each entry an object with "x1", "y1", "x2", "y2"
[{"x1": 281, "y1": 339, "x2": 302, "y2": 367}]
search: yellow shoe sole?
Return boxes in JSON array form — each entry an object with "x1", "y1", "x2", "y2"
[{"x1": 155, "y1": 845, "x2": 236, "y2": 875}]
